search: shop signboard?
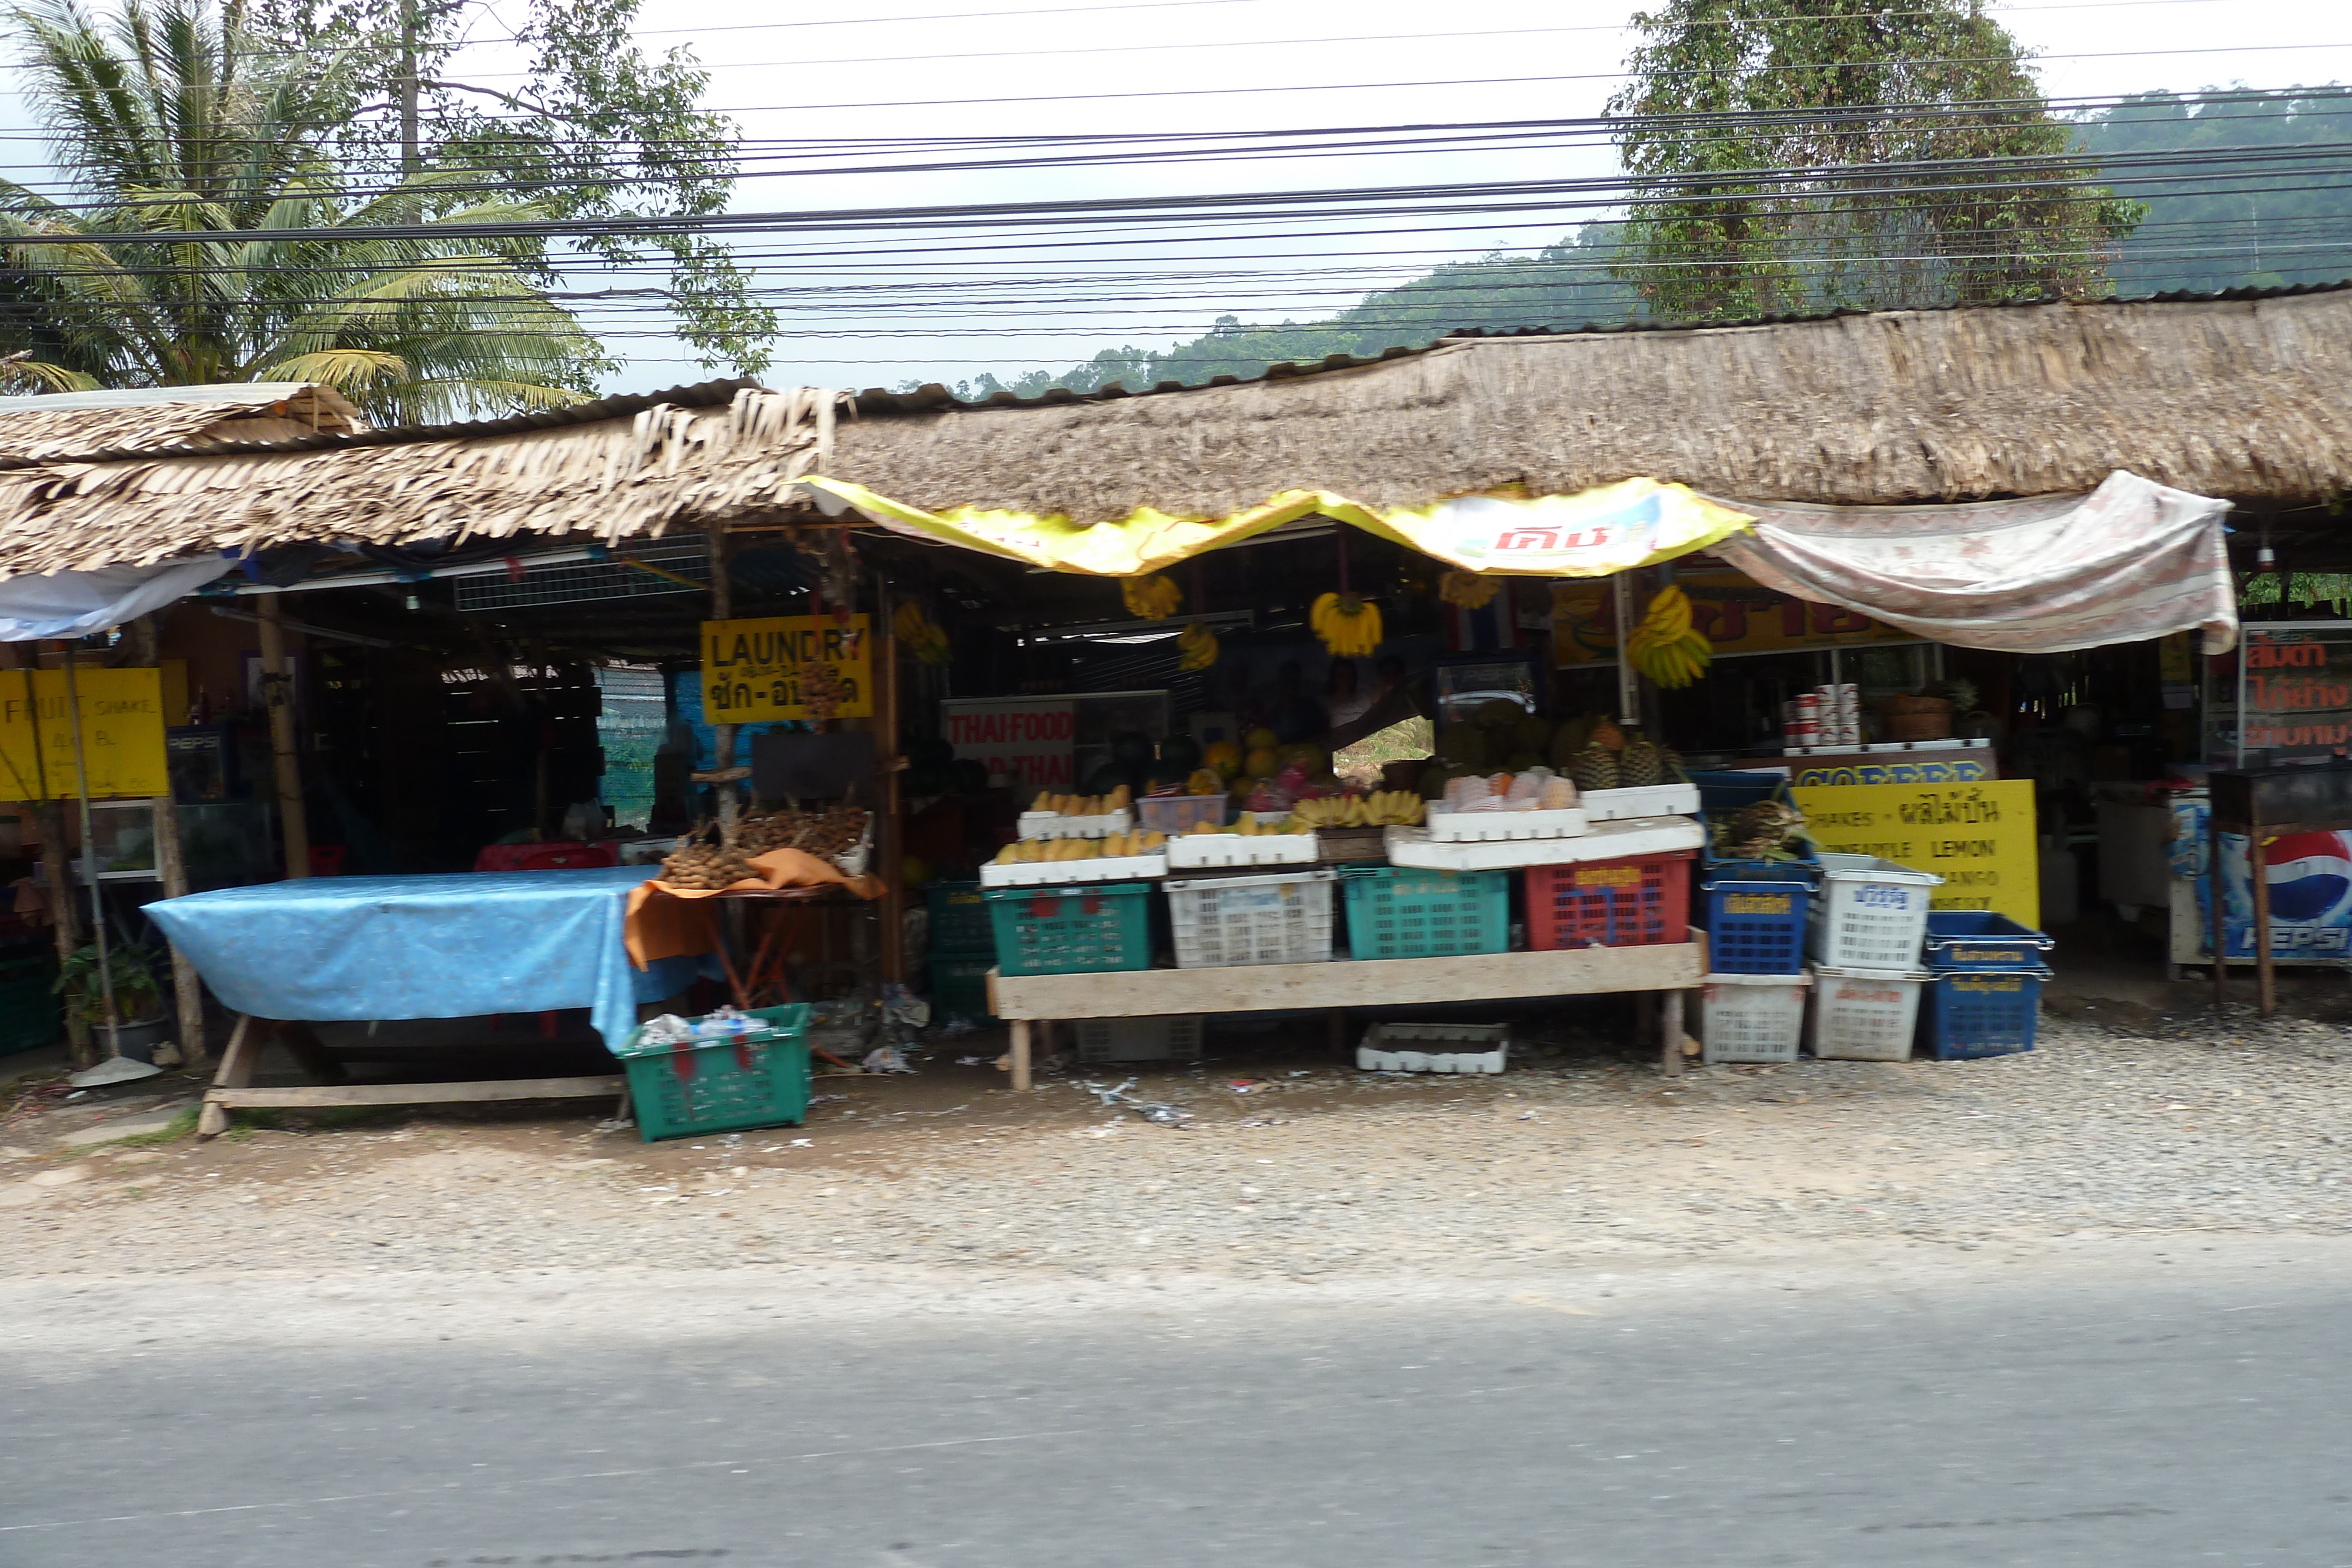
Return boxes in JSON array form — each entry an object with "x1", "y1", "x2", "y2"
[
  {"x1": 0, "y1": 667, "x2": 171, "y2": 800},
  {"x1": 699, "y1": 614, "x2": 873, "y2": 723},
  {"x1": 1791, "y1": 780, "x2": 2039, "y2": 927},
  {"x1": 2234, "y1": 625, "x2": 2352, "y2": 760},
  {"x1": 941, "y1": 697, "x2": 1077, "y2": 790},
  {"x1": 2169, "y1": 794, "x2": 2352, "y2": 961},
  {"x1": 1552, "y1": 568, "x2": 1913, "y2": 665}
]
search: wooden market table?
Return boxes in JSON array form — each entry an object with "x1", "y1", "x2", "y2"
[{"x1": 986, "y1": 934, "x2": 1709, "y2": 1089}]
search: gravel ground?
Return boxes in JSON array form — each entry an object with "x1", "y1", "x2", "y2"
[{"x1": 3, "y1": 1005, "x2": 2348, "y2": 1281}]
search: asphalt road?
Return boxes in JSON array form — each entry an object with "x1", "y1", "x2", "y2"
[{"x1": 6, "y1": 1239, "x2": 2350, "y2": 1567}]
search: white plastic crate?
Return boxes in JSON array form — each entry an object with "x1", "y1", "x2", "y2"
[
  {"x1": 1581, "y1": 782, "x2": 1701, "y2": 822},
  {"x1": 1016, "y1": 808, "x2": 1133, "y2": 840},
  {"x1": 1698, "y1": 970, "x2": 1812, "y2": 1064},
  {"x1": 1385, "y1": 813, "x2": 1704, "y2": 872},
  {"x1": 1809, "y1": 852, "x2": 1942, "y2": 971},
  {"x1": 1076, "y1": 1014, "x2": 1204, "y2": 1064},
  {"x1": 1424, "y1": 805, "x2": 1590, "y2": 842},
  {"x1": 1357, "y1": 1021, "x2": 1509, "y2": 1074},
  {"x1": 1808, "y1": 964, "x2": 1930, "y2": 1061},
  {"x1": 1164, "y1": 868, "x2": 1338, "y2": 968},
  {"x1": 1165, "y1": 831, "x2": 1317, "y2": 869},
  {"x1": 980, "y1": 852, "x2": 1167, "y2": 887}
]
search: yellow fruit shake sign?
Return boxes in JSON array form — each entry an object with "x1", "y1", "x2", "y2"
[{"x1": 1792, "y1": 780, "x2": 2038, "y2": 928}]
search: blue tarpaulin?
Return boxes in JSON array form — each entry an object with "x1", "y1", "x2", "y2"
[{"x1": 144, "y1": 867, "x2": 701, "y2": 1052}]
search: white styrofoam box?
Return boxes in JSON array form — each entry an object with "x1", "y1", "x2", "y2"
[
  {"x1": 1076, "y1": 1014, "x2": 1205, "y2": 1064},
  {"x1": 1698, "y1": 969, "x2": 1812, "y2": 1064},
  {"x1": 980, "y1": 852, "x2": 1168, "y2": 887},
  {"x1": 1385, "y1": 812, "x2": 1705, "y2": 872},
  {"x1": 1357, "y1": 1021, "x2": 1509, "y2": 1074},
  {"x1": 1165, "y1": 831, "x2": 1318, "y2": 870},
  {"x1": 1164, "y1": 868, "x2": 1337, "y2": 967},
  {"x1": 1424, "y1": 805, "x2": 1591, "y2": 842},
  {"x1": 1808, "y1": 964, "x2": 1930, "y2": 1061},
  {"x1": 1809, "y1": 852, "x2": 1942, "y2": 971},
  {"x1": 1580, "y1": 782, "x2": 1701, "y2": 822},
  {"x1": 1017, "y1": 808, "x2": 1133, "y2": 840}
]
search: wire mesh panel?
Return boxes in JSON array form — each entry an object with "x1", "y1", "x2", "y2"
[{"x1": 453, "y1": 537, "x2": 711, "y2": 613}]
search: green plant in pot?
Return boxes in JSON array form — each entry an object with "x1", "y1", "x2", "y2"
[{"x1": 55, "y1": 942, "x2": 163, "y2": 1029}]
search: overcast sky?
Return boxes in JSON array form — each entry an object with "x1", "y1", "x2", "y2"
[{"x1": 0, "y1": 0, "x2": 2341, "y2": 394}]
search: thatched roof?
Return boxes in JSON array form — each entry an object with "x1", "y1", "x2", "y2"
[
  {"x1": 0, "y1": 381, "x2": 840, "y2": 580},
  {"x1": 0, "y1": 383, "x2": 365, "y2": 465},
  {"x1": 830, "y1": 286, "x2": 2352, "y2": 517}
]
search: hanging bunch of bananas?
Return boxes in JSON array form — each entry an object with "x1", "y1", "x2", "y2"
[
  {"x1": 1625, "y1": 584, "x2": 1713, "y2": 689},
  {"x1": 1438, "y1": 570, "x2": 1501, "y2": 610},
  {"x1": 1122, "y1": 573, "x2": 1182, "y2": 620},
  {"x1": 1310, "y1": 591, "x2": 1382, "y2": 657},
  {"x1": 1177, "y1": 621, "x2": 1219, "y2": 671},
  {"x1": 891, "y1": 600, "x2": 951, "y2": 665}
]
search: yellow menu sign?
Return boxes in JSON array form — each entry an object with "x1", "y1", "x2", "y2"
[
  {"x1": 0, "y1": 667, "x2": 170, "y2": 800},
  {"x1": 701, "y1": 614, "x2": 873, "y2": 723},
  {"x1": 1791, "y1": 780, "x2": 2039, "y2": 928}
]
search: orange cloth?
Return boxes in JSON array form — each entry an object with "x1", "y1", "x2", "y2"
[{"x1": 624, "y1": 848, "x2": 886, "y2": 968}]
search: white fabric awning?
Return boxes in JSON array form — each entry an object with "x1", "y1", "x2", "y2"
[
  {"x1": 0, "y1": 556, "x2": 230, "y2": 641},
  {"x1": 1710, "y1": 470, "x2": 2238, "y2": 655}
]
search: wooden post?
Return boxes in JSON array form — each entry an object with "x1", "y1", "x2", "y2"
[
  {"x1": 876, "y1": 571, "x2": 905, "y2": 985},
  {"x1": 150, "y1": 795, "x2": 209, "y2": 1069},
  {"x1": 1659, "y1": 988, "x2": 1685, "y2": 1077},
  {"x1": 2209, "y1": 805, "x2": 2227, "y2": 1008},
  {"x1": 255, "y1": 596, "x2": 310, "y2": 879},
  {"x1": 2252, "y1": 831, "x2": 2276, "y2": 1018},
  {"x1": 705, "y1": 525, "x2": 740, "y2": 847},
  {"x1": 197, "y1": 1015, "x2": 260, "y2": 1138},
  {"x1": 1008, "y1": 1017, "x2": 1033, "y2": 1091},
  {"x1": 1611, "y1": 571, "x2": 1641, "y2": 726}
]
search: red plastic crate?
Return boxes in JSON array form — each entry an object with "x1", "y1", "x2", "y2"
[{"x1": 1525, "y1": 849, "x2": 1695, "y2": 950}]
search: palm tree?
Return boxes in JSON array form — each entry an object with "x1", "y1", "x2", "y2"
[{"x1": 0, "y1": 0, "x2": 605, "y2": 422}]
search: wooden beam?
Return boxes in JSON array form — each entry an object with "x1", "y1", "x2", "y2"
[
  {"x1": 255, "y1": 597, "x2": 311, "y2": 880},
  {"x1": 876, "y1": 570, "x2": 905, "y2": 985},
  {"x1": 150, "y1": 795, "x2": 209, "y2": 1069},
  {"x1": 196, "y1": 1015, "x2": 260, "y2": 1137},
  {"x1": 988, "y1": 937, "x2": 1708, "y2": 1021},
  {"x1": 208, "y1": 1075, "x2": 623, "y2": 1110}
]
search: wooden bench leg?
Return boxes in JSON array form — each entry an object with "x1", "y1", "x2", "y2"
[
  {"x1": 1659, "y1": 989, "x2": 1685, "y2": 1078},
  {"x1": 1009, "y1": 1019, "x2": 1033, "y2": 1091},
  {"x1": 197, "y1": 1016, "x2": 262, "y2": 1138}
]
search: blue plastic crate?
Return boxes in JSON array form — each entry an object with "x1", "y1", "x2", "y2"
[
  {"x1": 1340, "y1": 865, "x2": 1511, "y2": 959},
  {"x1": 1925, "y1": 967, "x2": 2051, "y2": 1061},
  {"x1": 1922, "y1": 911, "x2": 2054, "y2": 971},
  {"x1": 1699, "y1": 875, "x2": 1810, "y2": 974},
  {"x1": 1689, "y1": 769, "x2": 1789, "y2": 812}
]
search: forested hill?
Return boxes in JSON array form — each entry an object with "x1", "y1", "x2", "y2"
[{"x1": 946, "y1": 86, "x2": 2352, "y2": 400}]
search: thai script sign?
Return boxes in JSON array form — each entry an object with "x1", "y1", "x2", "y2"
[
  {"x1": 1792, "y1": 781, "x2": 2038, "y2": 927},
  {"x1": 700, "y1": 615, "x2": 873, "y2": 723}
]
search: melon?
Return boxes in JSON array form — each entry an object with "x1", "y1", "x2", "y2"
[
  {"x1": 1204, "y1": 739, "x2": 1242, "y2": 778},
  {"x1": 1435, "y1": 724, "x2": 1488, "y2": 770},
  {"x1": 1243, "y1": 727, "x2": 1279, "y2": 754},
  {"x1": 1160, "y1": 734, "x2": 1202, "y2": 774},
  {"x1": 1244, "y1": 747, "x2": 1280, "y2": 778}
]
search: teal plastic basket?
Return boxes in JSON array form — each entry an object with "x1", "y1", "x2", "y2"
[
  {"x1": 1340, "y1": 865, "x2": 1511, "y2": 959},
  {"x1": 928, "y1": 951, "x2": 996, "y2": 1026},
  {"x1": 983, "y1": 881, "x2": 1155, "y2": 976},
  {"x1": 612, "y1": 1002, "x2": 811, "y2": 1142},
  {"x1": 927, "y1": 881, "x2": 995, "y2": 955}
]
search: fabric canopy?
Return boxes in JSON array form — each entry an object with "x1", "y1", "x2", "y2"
[
  {"x1": 0, "y1": 556, "x2": 230, "y2": 642},
  {"x1": 803, "y1": 476, "x2": 1753, "y2": 579},
  {"x1": 1711, "y1": 471, "x2": 2238, "y2": 655}
]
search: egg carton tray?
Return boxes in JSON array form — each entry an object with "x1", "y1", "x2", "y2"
[
  {"x1": 1424, "y1": 805, "x2": 1590, "y2": 842},
  {"x1": 1357, "y1": 1022, "x2": 1511, "y2": 1075},
  {"x1": 1579, "y1": 782, "x2": 1701, "y2": 822},
  {"x1": 1385, "y1": 813, "x2": 1705, "y2": 872},
  {"x1": 1016, "y1": 808, "x2": 1133, "y2": 840},
  {"x1": 980, "y1": 852, "x2": 1168, "y2": 887},
  {"x1": 1165, "y1": 833, "x2": 1318, "y2": 869}
]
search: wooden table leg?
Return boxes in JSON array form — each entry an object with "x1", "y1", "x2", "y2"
[
  {"x1": 1009, "y1": 1018, "x2": 1033, "y2": 1091},
  {"x1": 2253, "y1": 831, "x2": 2276, "y2": 1018},
  {"x1": 1659, "y1": 988, "x2": 1685, "y2": 1077},
  {"x1": 2210, "y1": 808, "x2": 2228, "y2": 1009},
  {"x1": 197, "y1": 1015, "x2": 261, "y2": 1138},
  {"x1": 275, "y1": 1021, "x2": 348, "y2": 1085},
  {"x1": 1326, "y1": 1008, "x2": 1348, "y2": 1062}
]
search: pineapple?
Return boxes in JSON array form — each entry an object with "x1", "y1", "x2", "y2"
[
  {"x1": 1658, "y1": 743, "x2": 1686, "y2": 784},
  {"x1": 1571, "y1": 740, "x2": 1621, "y2": 793},
  {"x1": 1621, "y1": 734, "x2": 1664, "y2": 788}
]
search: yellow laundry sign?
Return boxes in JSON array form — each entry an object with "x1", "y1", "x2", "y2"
[
  {"x1": 1791, "y1": 780, "x2": 2039, "y2": 928},
  {"x1": 0, "y1": 667, "x2": 170, "y2": 800},
  {"x1": 700, "y1": 614, "x2": 873, "y2": 723}
]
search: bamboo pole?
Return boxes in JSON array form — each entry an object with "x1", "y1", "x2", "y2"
[
  {"x1": 59, "y1": 653, "x2": 119, "y2": 1061},
  {"x1": 151, "y1": 793, "x2": 208, "y2": 1068},
  {"x1": 255, "y1": 596, "x2": 311, "y2": 879},
  {"x1": 876, "y1": 570, "x2": 905, "y2": 985}
]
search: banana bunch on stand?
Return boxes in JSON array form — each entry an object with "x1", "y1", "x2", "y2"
[
  {"x1": 1177, "y1": 621, "x2": 1219, "y2": 671},
  {"x1": 1122, "y1": 573, "x2": 1182, "y2": 620},
  {"x1": 1311, "y1": 591, "x2": 1382, "y2": 657},
  {"x1": 1287, "y1": 791, "x2": 1425, "y2": 828},
  {"x1": 1438, "y1": 570, "x2": 1500, "y2": 610},
  {"x1": 890, "y1": 600, "x2": 951, "y2": 665},
  {"x1": 1625, "y1": 585, "x2": 1713, "y2": 690}
]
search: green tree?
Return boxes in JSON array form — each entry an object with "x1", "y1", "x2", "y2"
[
  {"x1": 1606, "y1": 0, "x2": 2141, "y2": 318},
  {"x1": 0, "y1": 0, "x2": 606, "y2": 419},
  {"x1": 247, "y1": 0, "x2": 776, "y2": 376}
]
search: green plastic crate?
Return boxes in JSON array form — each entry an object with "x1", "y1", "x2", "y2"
[
  {"x1": 0, "y1": 954, "x2": 60, "y2": 1057},
  {"x1": 611, "y1": 1003, "x2": 811, "y2": 1142},
  {"x1": 983, "y1": 881, "x2": 1155, "y2": 976},
  {"x1": 927, "y1": 880, "x2": 995, "y2": 955},
  {"x1": 929, "y1": 952, "x2": 996, "y2": 1026},
  {"x1": 1341, "y1": 865, "x2": 1512, "y2": 959}
]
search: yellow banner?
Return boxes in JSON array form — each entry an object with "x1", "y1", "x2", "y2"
[
  {"x1": 1553, "y1": 567, "x2": 1911, "y2": 665},
  {"x1": 0, "y1": 667, "x2": 170, "y2": 800},
  {"x1": 1792, "y1": 780, "x2": 2039, "y2": 928},
  {"x1": 801, "y1": 477, "x2": 1750, "y2": 580},
  {"x1": 701, "y1": 615, "x2": 874, "y2": 723}
]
